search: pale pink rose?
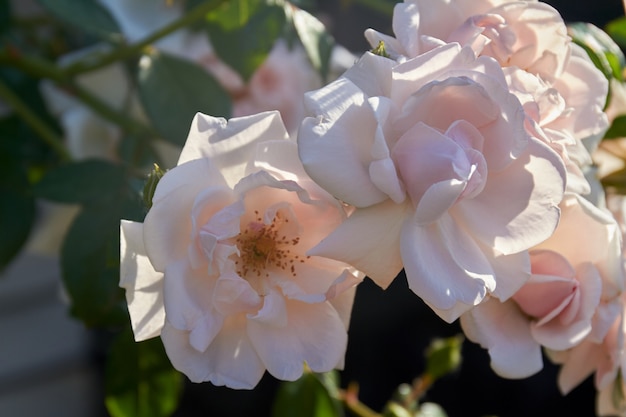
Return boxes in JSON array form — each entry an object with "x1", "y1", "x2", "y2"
[
  {"x1": 548, "y1": 297, "x2": 625, "y2": 416},
  {"x1": 298, "y1": 43, "x2": 566, "y2": 322},
  {"x1": 460, "y1": 193, "x2": 623, "y2": 378},
  {"x1": 365, "y1": 0, "x2": 609, "y2": 199},
  {"x1": 120, "y1": 111, "x2": 361, "y2": 388},
  {"x1": 365, "y1": 0, "x2": 569, "y2": 82}
]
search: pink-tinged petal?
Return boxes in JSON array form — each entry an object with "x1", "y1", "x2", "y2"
[
  {"x1": 529, "y1": 264, "x2": 601, "y2": 351},
  {"x1": 553, "y1": 341, "x2": 604, "y2": 394},
  {"x1": 401, "y1": 213, "x2": 495, "y2": 321},
  {"x1": 514, "y1": 274, "x2": 576, "y2": 319},
  {"x1": 553, "y1": 46, "x2": 608, "y2": 140},
  {"x1": 299, "y1": 78, "x2": 388, "y2": 207},
  {"x1": 145, "y1": 159, "x2": 230, "y2": 272},
  {"x1": 391, "y1": 43, "x2": 471, "y2": 106},
  {"x1": 326, "y1": 271, "x2": 360, "y2": 331},
  {"x1": 394, "y1": 1, "x2": 466, "y2": 56},
  {"x1": 212, "y1": 273, "x2": 262, "y2": 316},
  {"x1": 179, "y1": 111, "x2": 289, "y2": 188},
  {"x1": 248, "y1": 289, "x2": 288, "y2": 327},
  {"x1": 460, "y1": 298, "x2": 543, "y2": 378},
  {"x1": 392, "y1": 122, "x2": 472, "y2": 221},
  {"x1": 247, "y1": 300, "x2": 347, "y2": 380},
  {"x1": 368, "y1": 96, "x2": 406, "y2": 203},
  {"x1": 120, "y1": 220, "x2": 165, "y2": 341},
  {"x1": 454, "y1": 137, "x2": 565, "y2": 255},
  {"x1": 161, "y1": 319, "x2": 264, "y2": 389},
  {"x1": 152, "y1": 156, "x2": 226, "y2": 204},
  {"x1": 162, "y1": 260, "x2": 214, "y2": 333},
  {"x1": 534, "y1": 193, "x2": 625, "y2": 297},
  {"x1": 479, "y1": 245, "x2": 530, "y2": 301},
  {"x1": 308, "y1": 200, "x2": 411, "y2": 289},
  {"x1": 396, "y1": 77, "x2": 499, "y2": 134},
  {"x1": 188, "y1": 187, "x2": 237, "y2": 269}
]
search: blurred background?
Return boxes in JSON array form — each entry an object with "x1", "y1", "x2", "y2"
[{"x1": 1, "y1": 0, "x2": 625, "y2": 416}]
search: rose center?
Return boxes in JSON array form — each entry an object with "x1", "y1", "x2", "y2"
[{"x1": 234, "y1": 210, "x2": 307, "y2": 280}]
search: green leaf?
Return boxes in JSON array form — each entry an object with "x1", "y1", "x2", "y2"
[
  {"x1": 205, "y1": 0, "x2": 287, "y2": 81},
  {"x1": 61, "y1": 204, "x2": 127, "y2": 326},
  {"x1": 137, "y1": 51, "x2": 231, "y2": 146},
  {"x1": 425, "y1": 334, "x2": 463, "y2": 381},
  {"x1": 289, "y1": 6, "x2": 335, "y2": 82},
  {"x1": 33, "y1": 160, "x2": 127, "y2": 204},
  {"x1": 569, "y1": 22, "x2": 626, "y2": 82},
  {"x1": 272, "y1": 371, "x2": 342, "y2": 417},
  {"x1": 0, "y1": 1, "x2": 10, "y2": 35},
  {"x1": 606, "y1": 17, "x2": 626, "y2": 52},
  {"x1": 604, "y1": 114, "x2": 626, "y2": 139},
  {"x1": 35, "y1": 0, "x2": 121, "y2": 41},
  {"x1": 0, "y1": 152, "x2": 35, "y2": 270},
  {"x1": 105, "y1": 328, "x2": 183, "y2": 417}
]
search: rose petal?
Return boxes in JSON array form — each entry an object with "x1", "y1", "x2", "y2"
[
  {"x1": 120, "y1": 220, "x2": 165, "y2": 341},
  {"x1": 460, "y1": 298, "x2": 543, "y2": 378},
  {"x1": 299, "y1": 78, "x2": 388, "y2": 207},
  {"x1": 161, "y1": 319, "x2": 264, "y2": 388},
  {"x1": 179, "y1": 111, "x2": 289, "y2": 188},
  {"x1": 308, "y1": 199, "x2": 410, "y2": 288},
  {"x1": 247, "y1": 299, "x2": 347, "y2": 380},
  {"x1": 401, "y1": 213, "x2": 496, "y2": 321}
]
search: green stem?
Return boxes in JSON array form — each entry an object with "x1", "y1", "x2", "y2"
[
  {"x1": 0, "y1": 77, "x2": 71, "y2": 162},
  {"x1": 62, "y1": 0, "x2": 229, "y2": 76}
]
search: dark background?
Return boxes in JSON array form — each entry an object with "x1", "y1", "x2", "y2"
[{"x1": 169, "y1": 1, "x2": 624, "y2": 416}]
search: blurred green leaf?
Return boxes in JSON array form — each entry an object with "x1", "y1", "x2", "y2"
[
  {"x1": 607, "y1": 17, "x2": 626, "y2": 52},
  {"x1": 425, "y1": 335, "x2": 463, "y2": 381},
  {"x1": 35, "y1": 0, "x2": 121, "y2": 41},
  {"x1": 59, "y1": 163, "x2": 143, "y2": 326},
  {"x1": 61, "y1": 203, "x2": 127, "y2": 326},
  {"x1": 605, "y1": 115, "x2": 626, "y2": 139},
  {"x1": 0, "y1": 151, "x2": 35, "y2": 270},
  {"x1": 34, "y1": 159, "x2": 127, "y2": 204},
  {"x1": 273, "y1": 371, "x2": 343, "y2": 417},
  {"x1": 137, "y1": 51, "x2": 231, "y2": 146},
  {"x1": 205, "y1": 0, "x2": 287, "y2": 81},
  {"x1": 105, "y1": 328, "x2": 183, "y2": 417},
  {"x1": 0, "y1": 1, "x2": 10, "y2": 34},
  {"x1": 569, "y1": 22, "x2": 626, "y2": 82},
  {"x1": 289, "y1": 6, "x2": 334, "y2": 82}
]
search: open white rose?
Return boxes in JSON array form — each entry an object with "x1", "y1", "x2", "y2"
[
  {"x1": 120, "y1": 111, "x2": 361, "y2": 388},
  {"x1": 298, "y1": 43, "x2": 566, "y2": 322}
]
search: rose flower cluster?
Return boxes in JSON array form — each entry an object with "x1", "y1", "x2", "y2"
[{"x1": 120, "y1": 0, "x2": 626, "y2": 414}]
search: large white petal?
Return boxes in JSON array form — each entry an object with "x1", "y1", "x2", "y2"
[
  {"x1": 460, "y1": 298, "x2": 543, "y2": 378},
  {"x1": 161, "y1": 318, "x2": 264, "y2": 388},
  {"x1": 247, "y1": 300, "x2": 347, "y2": 380},
  {"x1": 308, "y1": 200, "x2": 410, "y2": 288},
  {"x1": 120, "y1": 220, "x2": 165, "y2": 341},
  {"x1": 401, "y1": 213, "x2": 496, "y2": 322},
  {"x1": 454, "y1": 137, "x2": 565, "y2": 255},
  {"x1": 299, "y1": 78, "x2": 388, "y2": 207},
  {"x1": 179, "y1": 111, "x2": 289, "y2": 188}
]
